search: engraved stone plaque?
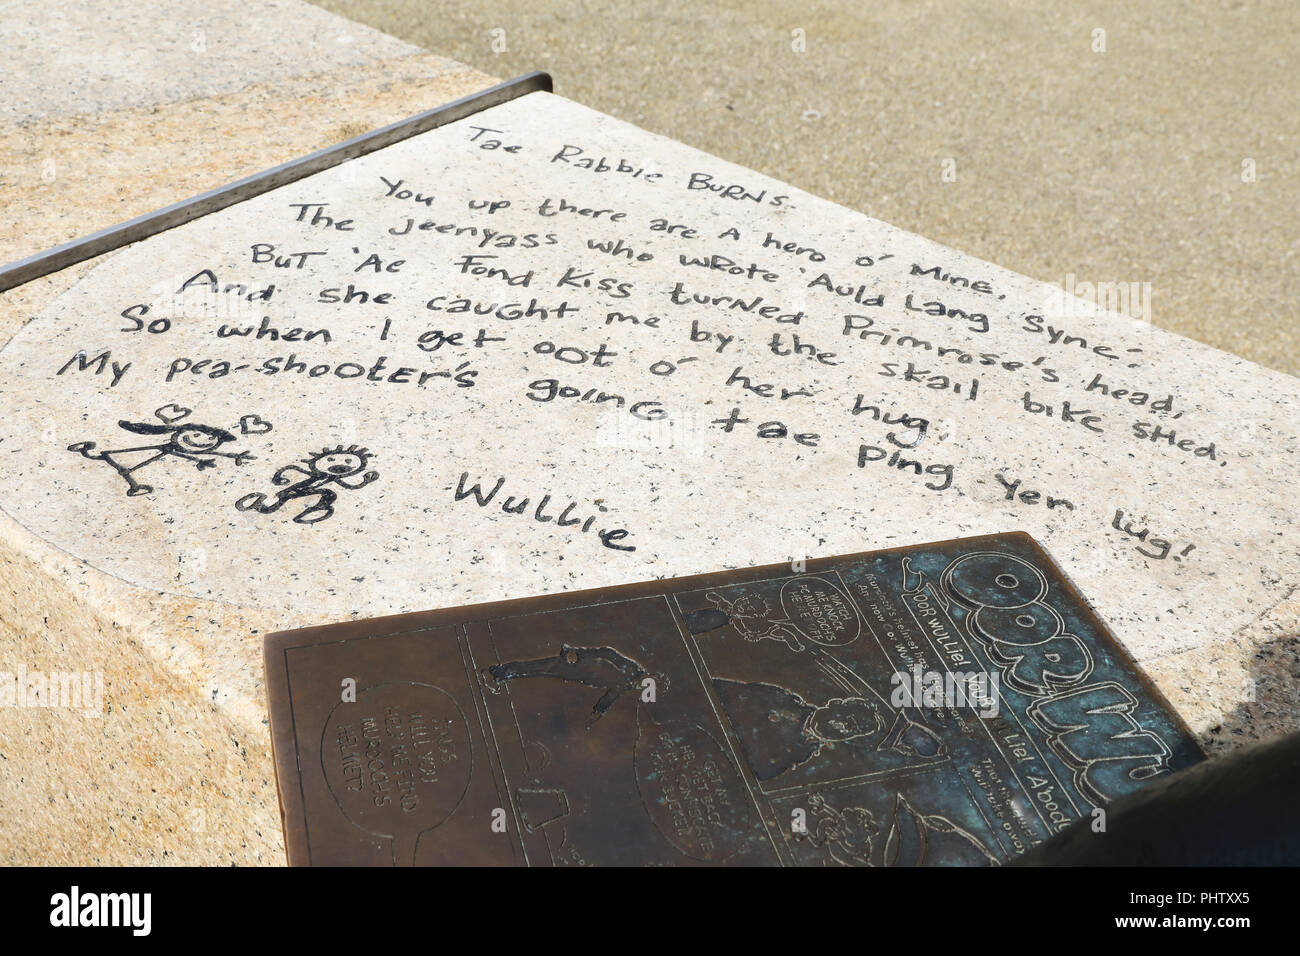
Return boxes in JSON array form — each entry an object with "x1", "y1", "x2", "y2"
[
  {"x1": 2, "y1": 77, "x2": 1293, "y2": 865},
  {"x1": 1, "y1": 89, "x2": 1296, "y2": 663},
  {"x1": 265, "y1": 533, "x2": 1202, "y2": 866}
]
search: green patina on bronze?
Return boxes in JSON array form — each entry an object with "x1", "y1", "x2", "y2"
[{"x1": 264, "y1": 531, "x2": 1202, "y2": 866}]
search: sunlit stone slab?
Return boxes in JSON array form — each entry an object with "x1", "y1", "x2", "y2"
[{"x1": 1, "y1": 90, "x2": 1295, "y2": 861}]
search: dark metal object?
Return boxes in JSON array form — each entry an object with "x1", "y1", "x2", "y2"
[
  {"x1": 1013, "y1": 730, "x2": 1300, "y2": 866},
  {"x1": 264, "y1": 532, "x2": 1202, "y2": 866},
  {"x1": 0, "y1": 71, "x2": 553, "y2": 293}
]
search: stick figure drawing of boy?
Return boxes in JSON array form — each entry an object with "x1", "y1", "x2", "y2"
[
  {"x1": 68, "y1": 419, "x2": 254, "y2": 496},
  {"x1": 236, "y1": 445, "x2": 378, "y2": 524}
]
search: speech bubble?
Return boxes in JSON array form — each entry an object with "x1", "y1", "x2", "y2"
[
  {"x1": 634, "y1": 713, "x2": 758, "y2": 862},
  {"x1": 320, "y1": 681, "x2": 472, "y2": 865},
  {"x1": 779, "y1": 576, "x2": 861, "y2": 646}
]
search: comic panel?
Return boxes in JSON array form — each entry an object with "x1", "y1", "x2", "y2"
[{"x1": 469, "y1": 596, "x2": 781, "y2": 866}]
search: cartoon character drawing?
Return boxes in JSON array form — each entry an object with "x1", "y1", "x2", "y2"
[
  {"x1": 236, "y1": 444, "x2": 377, "y2": 524},
  {"x1": 704, "y1": 590, "x2": 807, "y2": 652},
  {"x1": 802, "y1": 791, "x2": 879, "y2": 866},
  {"x1": 482, "y1": 644, "x2": 665, "y2": 729},
  {"x1": 799, "y1": 791, "x2": 1000, "y2": 867},
  {"x1": 68, "y1": 415, "x2": 255, "y2": 497},
  {"x1": 710, "y1": 678, "x2": 945, "y2": 781}
]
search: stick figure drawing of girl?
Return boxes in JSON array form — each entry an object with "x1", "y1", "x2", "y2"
[{"x1": 68, "y1": 419, "x2": 254, "y2": 496}]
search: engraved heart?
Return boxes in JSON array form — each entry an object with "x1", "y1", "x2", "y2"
[
  {"x1": 238, "y1": 414, "x2": 272, "y2": 435},
  {"x1": 154, "y1": 403, "x2": 192, "y2": 424}
]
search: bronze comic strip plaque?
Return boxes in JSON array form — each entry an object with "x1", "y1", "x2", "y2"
[{"x1": 264, "y1": 532, "x2": 1202, "y2": 866}]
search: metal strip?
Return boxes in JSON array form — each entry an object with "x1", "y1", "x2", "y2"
[{"x1": 0, "y1": 71, "x2": 553, "y2": 293}]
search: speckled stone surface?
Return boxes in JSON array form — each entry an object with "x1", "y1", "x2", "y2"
[
  {"x1": 0, "y1": 0, "x2": 497, "y2": 865},
  {"x1": 1, "y1": 8, "x2": 1296, "y2": 867},
  {"x1": 2, "y1": 0, "x2": 420, "y2": 122}
]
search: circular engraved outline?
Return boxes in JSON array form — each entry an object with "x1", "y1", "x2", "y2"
[
  {"x1": 319, "y1": 680, "x2": 474, "y2": 848},
  {"x1": 940, "y1": 550, "x2": 1050, "y2": 610}
]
